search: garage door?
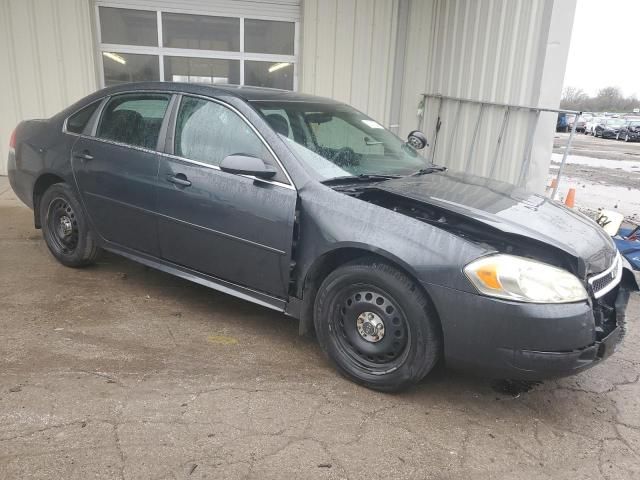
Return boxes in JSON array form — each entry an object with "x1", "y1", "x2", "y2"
[{"x1": 95, "y1": 0, "x2": 300, "y2": 90}]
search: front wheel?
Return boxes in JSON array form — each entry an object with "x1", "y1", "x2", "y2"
[
  {"x1": 40, "y1": 183, "x2": 101, "y2": 267},
  {"x1": 314, "y1": 259, "x2": 442, "y2": 392}
]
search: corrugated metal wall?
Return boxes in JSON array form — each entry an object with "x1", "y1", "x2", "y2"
[
  {"x1": 409, "y1": 0, "x2": 558, "y2": 189},
  {"x1": 302, "y1": 0, "x2": 575, "y2": 191},
  {"x1": 0, "y1": 0, "x2": 97, "y2": 175},
  {"x1": 300, "y1": 0, "x2": 399, "y2": 125}
]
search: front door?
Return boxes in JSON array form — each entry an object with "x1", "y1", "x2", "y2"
[
  {"x1": 71, "y1": 93, "x2": 171, "y2": 256},
  {"x1": 156, "y1": 96, "x2": 296, "y2": 298}
]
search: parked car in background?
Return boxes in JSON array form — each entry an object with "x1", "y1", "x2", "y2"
[
  {"x1": 595, "y1": 118, "x2": 626, "y2": 138},
  {"x1": 556, "y1": 113, "x2": 569, "y2": 132},
  {"x1": 585, "y1": 117, "x2": 604, "y2": 135},
  {"x1": 573, "y1": 115, "x2": 589, "y2": 133},
  {"x1": 7, "y1": 82, "x2": 638, "y2": 391},
  {"x1": 617, "y1": 119, "x2": 640, "y2": 142}
]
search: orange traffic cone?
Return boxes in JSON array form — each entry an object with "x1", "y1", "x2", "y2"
[{"x1": 564, "y1": 188, "x2": 576, "y2": 208}]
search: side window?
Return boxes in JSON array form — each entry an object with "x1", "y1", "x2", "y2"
[
  {"x1": 97, "y1": 94, "x2": 170, "y2": 149},
  {"x1": 175, "y1": 97, "x2": 286, "y2": 182},
  {"x1": 66, "y1": 101, "x2": 101, "y2": 134}
]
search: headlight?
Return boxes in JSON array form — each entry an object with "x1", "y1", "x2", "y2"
[{"x1": 464, "y1": 254, "x2": 588, "y2": 303}]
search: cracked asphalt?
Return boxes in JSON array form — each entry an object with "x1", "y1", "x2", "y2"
[{"x1": 1, "y1": 178, "x2": 640, "y2": 479}]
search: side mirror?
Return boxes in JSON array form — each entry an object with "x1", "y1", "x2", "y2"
[
  {"x1": 220, "y1": 154, "x2": 276, "y2": 179},
  {"x1": 407, "y1": 130, "x2": 428, "y2": 150}
]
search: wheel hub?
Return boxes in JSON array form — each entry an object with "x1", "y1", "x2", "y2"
[
  {"x1": 59, "y1": 215, "x2": 73, "y2": 236},
  {"x1": 356, "y1": 311, "x2": 385, "y2": 343}
]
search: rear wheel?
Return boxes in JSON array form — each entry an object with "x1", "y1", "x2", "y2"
[
  {"x1": 40, "y1": 183, "x2": 100, "y2": 267},
  {"x1": 314, "y1": 258, "x2": 441, "y2": 392}
]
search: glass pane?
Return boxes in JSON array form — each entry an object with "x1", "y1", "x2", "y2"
[
  {"x1": 244, "y1": 61, "x2": 294, "y2": 90},
  {"x1": 164, "y1": 57, "x2": 239, "y2": 85},
  {"x1": 175, "y1": 97, "x2": 272, "y2": 167},
  {"x1": 162, "y1": 13, "x2": 239, "y2": 51},
  {"x1": 99, "y1": 7, "x2": 158, "y2": 46},
  {"x1": 102, "y1": 52, "x2": 159, "y2": 86},
  {"x1": 244, "y1": 19, "x2": 294, "y2": 55},
  {"x1": 97, "y1": 94, "x2": 170, "y2": 149},
  {"x1": 66, "y1": 101, "x2": 101, "y2": 134}
]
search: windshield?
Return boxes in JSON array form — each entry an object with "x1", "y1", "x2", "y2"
[
  {"x1": 606, "y1": 119, "x2": 624, "y2": 126},
  {"x1": 251, "y1": 101, "x2": 428, "y2": 181}
]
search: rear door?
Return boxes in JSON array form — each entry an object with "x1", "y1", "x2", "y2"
[
  {"x1": 155, "y1": 95, "x2": 296, "y2": 298},
  {"x1": 71, "y1": 93, "x2": 172, "y2": 255}
]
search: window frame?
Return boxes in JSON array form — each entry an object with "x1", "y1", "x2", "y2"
[
  {"x1": 94, "y1": 3, "x2": 299, "y2": 90},
  {"x1": 166, "y1": 93, "x2": 294, "y2": 188},
  {"x1": 95, "y1": 92, "x2": 172, "y2": 150},
  {"x1": 62, "y1": 89, "x2": 295, "y2": 190}
]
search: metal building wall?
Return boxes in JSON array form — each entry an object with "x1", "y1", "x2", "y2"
[
  {"x1": 0, "y1": 0, "x2": 97, "y2": 175},
  {"x1": 404, "y1": 0, "x2": 576, "y2": 191},
  {"x1": 302, "y1": 0, "x2": 576, "y2": 192},
  {"x1": 300, "y1": 0, "x2": 399, "y2": 126}
]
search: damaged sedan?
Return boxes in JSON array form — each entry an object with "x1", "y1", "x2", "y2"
[{"x1": 8, "y1": 83, "x2": 638, "y2": 391}]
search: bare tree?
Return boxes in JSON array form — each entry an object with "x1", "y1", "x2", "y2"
[{"x1": 560, "y1": 85, "x2": 639, "y2": 112}]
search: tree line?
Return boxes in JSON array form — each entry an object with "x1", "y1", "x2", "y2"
[{"x1": 560, "y1": 86, "x2": 639, "y2": 113}]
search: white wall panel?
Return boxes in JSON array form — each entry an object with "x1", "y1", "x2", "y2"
[
  {"x1": 0, "y1": 0, "x2": 97, "y2": 175},
  {"x1": 300, "y1": 0, "x2": 399, "y2": 126},
  {"x1": 401, "y1": 0, "x2": 576, "y2": 190},
  {"x1": 302, "y1": 0, "x2": 575, "y2": 191}
]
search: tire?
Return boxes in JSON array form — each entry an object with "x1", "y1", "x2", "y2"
[
  {"x1": 313, "y1": 258, "x2": 442, "y2": 392},
  {"x1": 40, "y1": 182, "x2": 101, "y2": 267}
]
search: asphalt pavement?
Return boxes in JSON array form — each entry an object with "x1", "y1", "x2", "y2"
[{"x1": 1, "y1": 178, "x2": 640, "y2": 479}]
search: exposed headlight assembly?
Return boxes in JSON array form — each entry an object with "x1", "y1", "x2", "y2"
[{"x1": 464, "y1": 254, "x2": 588, "y2": 303}]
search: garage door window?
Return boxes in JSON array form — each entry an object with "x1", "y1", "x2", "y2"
[{"x1": 97, "y1": 6, "x2": 298, "y2": 89}]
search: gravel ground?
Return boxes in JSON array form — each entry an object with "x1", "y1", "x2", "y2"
[
  {"x1": 551, "y1": 133, "x2": 640, "y2": 225},
  {"x1": 1, "y1": 178, "x2": 640, "y2": 479}
]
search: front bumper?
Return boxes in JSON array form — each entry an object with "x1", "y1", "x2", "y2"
[
  {"x1": 425, "y1": 268, "x2": 637, "y2": 380},
  {"x1": 601, "y1": 129, "x2": 618, "y2": 138}
]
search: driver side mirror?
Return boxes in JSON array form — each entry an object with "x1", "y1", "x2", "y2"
[
  {"x1": 220, "y1": 154, "x2": 276, "y2": 179},
  {"x1": 407, "y1": 130, "x2": 428, "y2": 150}
]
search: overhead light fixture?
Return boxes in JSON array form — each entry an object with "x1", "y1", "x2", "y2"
[
  {"x1": 268, "y1": 62, "x2": 290, "y2": 73},
  {"x1": 102, "y1": 52, "x2": 126, "y2": 65}
]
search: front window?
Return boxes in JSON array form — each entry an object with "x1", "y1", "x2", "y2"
[
  {"x1": 252, "y1": 102, "x2": 428, "y2": 181},
  {"x1": 606, "y1": 119, "x2": 625, "y2": 127}
]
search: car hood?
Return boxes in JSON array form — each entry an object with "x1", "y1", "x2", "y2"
[{"x1": 376, "y1": 170, "x2": 616, "y2": 276}]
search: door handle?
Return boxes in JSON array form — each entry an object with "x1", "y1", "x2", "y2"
[
  {"x1": 73, "y1": 150, "x2": 94, "y2": 161},
  {"x1": 166, "y1": 173, "x2": 192, "y2": 187}
]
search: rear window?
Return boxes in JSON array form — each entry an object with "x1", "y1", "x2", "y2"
[
  {"x1": 97, "y1": 94, "x2": 170, "y2": 149},
  {"x1": 66, "y1": 101, "x2": 101, "y2": 134}
]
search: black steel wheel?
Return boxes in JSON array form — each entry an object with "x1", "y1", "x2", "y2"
[
  {"x1": 314, "y1": 258, "x2": 442, "y2": 392},
  {"x1": 332, "y1": 286, "x2": 410, "y2": 370},
  {"x1": 46, "y1": 197, "x2": 79, "y2": 255},
  {"x1": 40, "y1": 183, "x2": 101, "y2": 267}
]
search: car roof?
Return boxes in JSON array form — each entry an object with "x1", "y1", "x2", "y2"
[{"x1": 95, "y1": 81, "x2": 342, "y2": 105}]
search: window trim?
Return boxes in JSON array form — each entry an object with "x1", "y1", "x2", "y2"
[
  {"x1": 94, "y1": 3, "x2": 299, "y2": 90},
  {"x1": 95, "y1": 92, "x2": 173, "y2": 150},
  {"x1": 168, "y1": 93, "x2": 294, "y2": 188},
  {"x1": 62, "y1": 90, "x2": 295, "y2": 191}
]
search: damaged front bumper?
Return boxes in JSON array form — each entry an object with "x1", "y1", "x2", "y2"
[{"x1": 426, "y1": 268, "x2": 638, "y2": 380}]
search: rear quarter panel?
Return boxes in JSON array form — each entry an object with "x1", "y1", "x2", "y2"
[{"x1": 9, "y1": 118, "x2": 77, "y2": 209}]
